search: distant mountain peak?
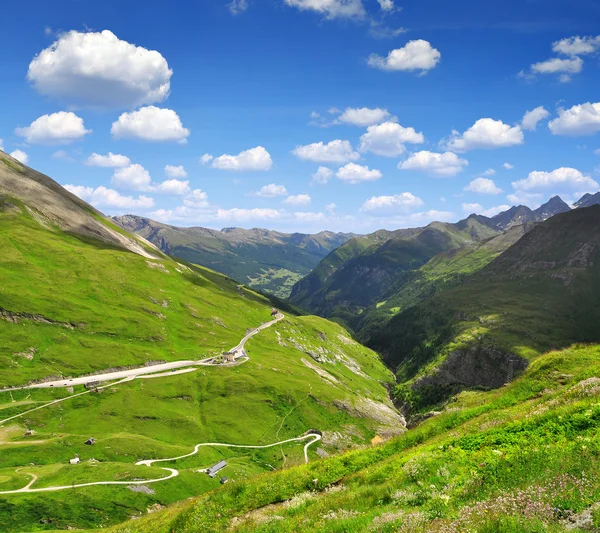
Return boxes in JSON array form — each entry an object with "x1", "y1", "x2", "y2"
[{"x1": 574, "y1": 191, "x2": 600, "y2": 209}]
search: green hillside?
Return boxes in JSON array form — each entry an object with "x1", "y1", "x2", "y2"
[
  {"x1": 0, "y1": 154, "x2": 401, "y2": 532},
  {"x1": 100, "y1": 343, "x2": 600, "y2": 533},
  {"x1": 371, "y1": 206, "x2": 600, "y2": 412},
  {"x1": 114, "y1": 215, "x2": 354, "y2": 298},
  {"x1": 289, "y1": 217, "x2": 500, "y2": 323}
]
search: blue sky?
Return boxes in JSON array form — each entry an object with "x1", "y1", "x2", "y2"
[{"x1": 1, "y1": 0, "x2": 600, "y2": 233}]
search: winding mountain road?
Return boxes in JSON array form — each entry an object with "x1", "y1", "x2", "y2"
[
  {"x1": 0, "y1": 313, "x2": 284, "y2": 394},
  {"x1": 0, "y1": 312, "x2": 322, "y2": 496},
  {"x1": 0, "y1": 433, "x2": 321, "y2": 495}
]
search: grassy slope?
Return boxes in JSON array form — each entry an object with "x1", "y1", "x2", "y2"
[
  {"x1": 0, "y1": 200, "x2": 398, "y2": 532},
  {"x1": 290, "y1": 219, "x2": 500, "y2": 325},
  {"x1": 102, "y1": 343, "x2": 600, "y2": 533},
  {"x1": 370, "y1": 207, "x2": 600, "y2": 410},
  {"x1": 355, "y1": 224, "x2": 533, "y2": 344}
]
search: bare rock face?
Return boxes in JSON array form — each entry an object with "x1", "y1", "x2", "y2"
[{"x1": 411, "y1": 344, "x2": 528, "y2": 406}]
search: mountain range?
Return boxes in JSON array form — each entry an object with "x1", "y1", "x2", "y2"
[{"x1": 113, "y1": 214, "x2": 354, "y2": 297}]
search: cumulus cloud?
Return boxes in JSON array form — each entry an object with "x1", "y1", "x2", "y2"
[
  {"x1": 155, "y1": 179, "x2": 191, "y2": 195},
  {"x1": 482, "y1": 169, "x2": 496, "y2": 176},
  {"x1": 64, "y1": 184, "x2": 154, "y2": 209},
  {"x1": 203, "y1": 146, "x2": 273, "y2": 171},
  {"x1": 377, "y1": 0, "x2": 394, "y2": 11},
  {"x1": 164, "y1": 165, "x2": 188, "y2": 178},
  {"x1": 111, "y1": 106, "x2": 190, "y2": 143},
  {"x1": 512, "y1": 167, "x2": 598, "y2": 192},
  {"x1": 338, "y1": 107, "x2": 392, "y2": 127},
  {"x1": 283, "y1": 194, "x2": 312, "y2": 205},
  {"x1": 15, "y1": 112, "x2": 91, "y2": 145},
  {"x1": 10, "y1": 150, "x2": 28, "y2": 164},
  {"x1": 284, "y1": 0, "x2": 366, "y2": 20},
  {"x1": 216, "y1": 207, "x2": 282, "y2": 222},
  {"x1": 112, "y1": 164, "x2": 153, "y2": 191},
  {"x1": 445, "y1": 118, "x2": 524, "y2": 152},
  {"x1": 552, "y1": 35, "x2": 600, "y2": 56},
  {"x1": 0, "y1": 139, "x2": 3, "y2": 151},
  {"x1": 336, "y1": 163, "x2": 382, "y2": 183},
  {"x1": 506, "y1": 191, "x2": 544, "y2": 207},
  {"x1": 85, "y1": 152, "x2": 131, "y2": 168},
  {"x1": 228, "y1": 0, "x2": 248, "y2": 14},
  {"x1": 368, "y1": 40, "x2": 441, "y2": 73},
  {"x1": 531, "y1": 57, "x2": 583, "y2": 81},
  {"x1": 462, "y1": 202, "x2": 483, "y2": 213},
  {"x1": 183, "y1": 189, "x2": 210, "y2": 208},
  {"x1": 399, "y1": 151, "x2": 468, "y2": 177},
  {"x1": 252, "y1": 184, "x2": 288, "y2": 197},
  {"x1": 311, "y1": 166, "x2": 334, "y2": 185},
  {"x1": 359, "y1": 121, "x2": 424, "y2": 157},
  {"x1": 27, "y1": 30, "x2": 172, "y2": 108},
  {"x1": 548, "y1": 102, "x2": 600, "y2": 136},
  {"x1": 481, "y1": 205, "x2": 511, "y2": 217},
  {"x1": 465, "y1": 177, "x2": 503, "y2": 195},
  {"x1": 503, "y1": 162, "x2": 514, "y2": 170},
  {"x1": 361, "y1": 192, "x2": 423, "y2": 213},
  {"x1": 292, "y1": 140, "x2": 359, "y2": 164},
  {"x1": 522, "y1": 106, "x2": 550, "y2": 131}
]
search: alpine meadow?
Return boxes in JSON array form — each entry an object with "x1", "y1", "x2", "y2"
[{"x1": 2, "y1": 1, "x2": 600, "y2": 532}]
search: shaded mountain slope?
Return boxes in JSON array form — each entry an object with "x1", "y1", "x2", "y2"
[
  {"x1": 114, "y1": 214, "x2": 354, "y2": 297},
  {"x1": 289, "y1": 217, "x2": 501, "y2": 322},
  {"x1": 370, "y1": 206, "x2": 600, "y2": 411}
]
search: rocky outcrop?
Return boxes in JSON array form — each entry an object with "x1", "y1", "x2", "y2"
[{"x1": 409, "y1": 344, "x2": 528, "y2": 409}]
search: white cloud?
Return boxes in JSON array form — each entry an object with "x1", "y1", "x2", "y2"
[
  {"x1": 503, "y1": 162, "x2": 514, "y2": 170},
  {"x1": 155, "y1": 179, "x2": 191, "y2": 195},
  {"x1": 325, "y1": 202, "x2": 336, "y2": 213},
  {"x1": 111, "y1": 106, "x2": 190, "y2": 143},
  {"x1": 531, "y1": 57, "x2": 583, "y2": 79},
  {"x1": 548, "y1": 102, "x2": 600, "y2": 136},
  {"x1": 465, "y1": 177, "x2": 503, "y2": 195},
  {"x1": 0, "y1": 139, "x2": 3, "y2": 151},
  {"x1": 27, "y1": 30, "x2": 171, "y2": 108},
  {"x1": 52, "y1": 150, "x2": 74, "y2": 161},
  {"x1": 183, "y1": 189, "x2": 210, "y2": 208},
  {"x1": 552, "y1": 35, "x2": 600, "y2": 56},
  {"x1": 399, "y1": 151, "x2": 468, "y2": 177},
  {"x1": 10, "y1": 150, "x2": 28, "y2": 164},
  {"x1": 252, "y1": 184, "x2": 288, "y2": 197},
  {"x1": 64, "y1": 184, "x2": 154, "y2": 209},
  {"x1": 512, "y1": 167, "x2": 598, "y2": 192},
  {"x1": 377, "y1": 0, "x2": 394, "y2": 11},
  {"x1": 361, "y1": 192, "x2": 423, "y2": 213},
  {"x1": 292, "y1": 140, "x2": 359, "y2": 164},
  {"x1": 283, "y1": 194, "x2": 312, "y2": 205},
  {"x1": 359, "y1": 121, "x2": 424, "y2": 157},
  {"x1": 203, "y1": 146, "x2": 273, "y2": 171},
  {"x1": 311, "y1": 166, "x2": 334, "y2": 185},
  {"x1": 482, "y1": 168, "x2": 496, "y2": 176},
  {"x1": 481, "y1": 205, "x2": 511, "y2": 217},
  {"x1": 506, "y1": 191, "x2": 543, "y2": 207},
  {"x1": 164, "y1": 165, "x2": 188, "y2": 178},
  {"x1": 216, "y1": 207, "x2": 282, "y2": 222},
  {"x1": 15, "y1": 112, "x2": 91, "y2": 145},
  {"x1": 368, "y1": 40, "x2": 441, "y2": 73},
  {"x1": 522, "y1": 106, "x2": 550, "y2": 131},
  {"x1": 338, "y1": 107, "x2": 392, "y2": 127},
  {"x1": 462, "y1": 202, "x2": 483, "y2": 213},
  {"x1": 228, "y1": 0, "x2": 248, "y2": 14},
  {"x1": 85, "y1": 152, "x2": 131, "y2": 168},
  {"x1": 445, "y1": 118, "x2": 524, "y2": 152},
  {"x1": 336, "y1": 163, "x2": 382, "y2": 184},
  {"x1": 284, "y1": 0, "x2": 366, "y2": 20},
  {"x1": 112, "y1": 163, "x2": 153, "y2": 191}
]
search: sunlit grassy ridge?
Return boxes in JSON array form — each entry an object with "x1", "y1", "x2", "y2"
[
  {"x1": 0, "y1": 197, "x2": 399, "y2": 532},
  {"x1": 101, "y1": 344, "x2": 600, "y2": 533}
]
